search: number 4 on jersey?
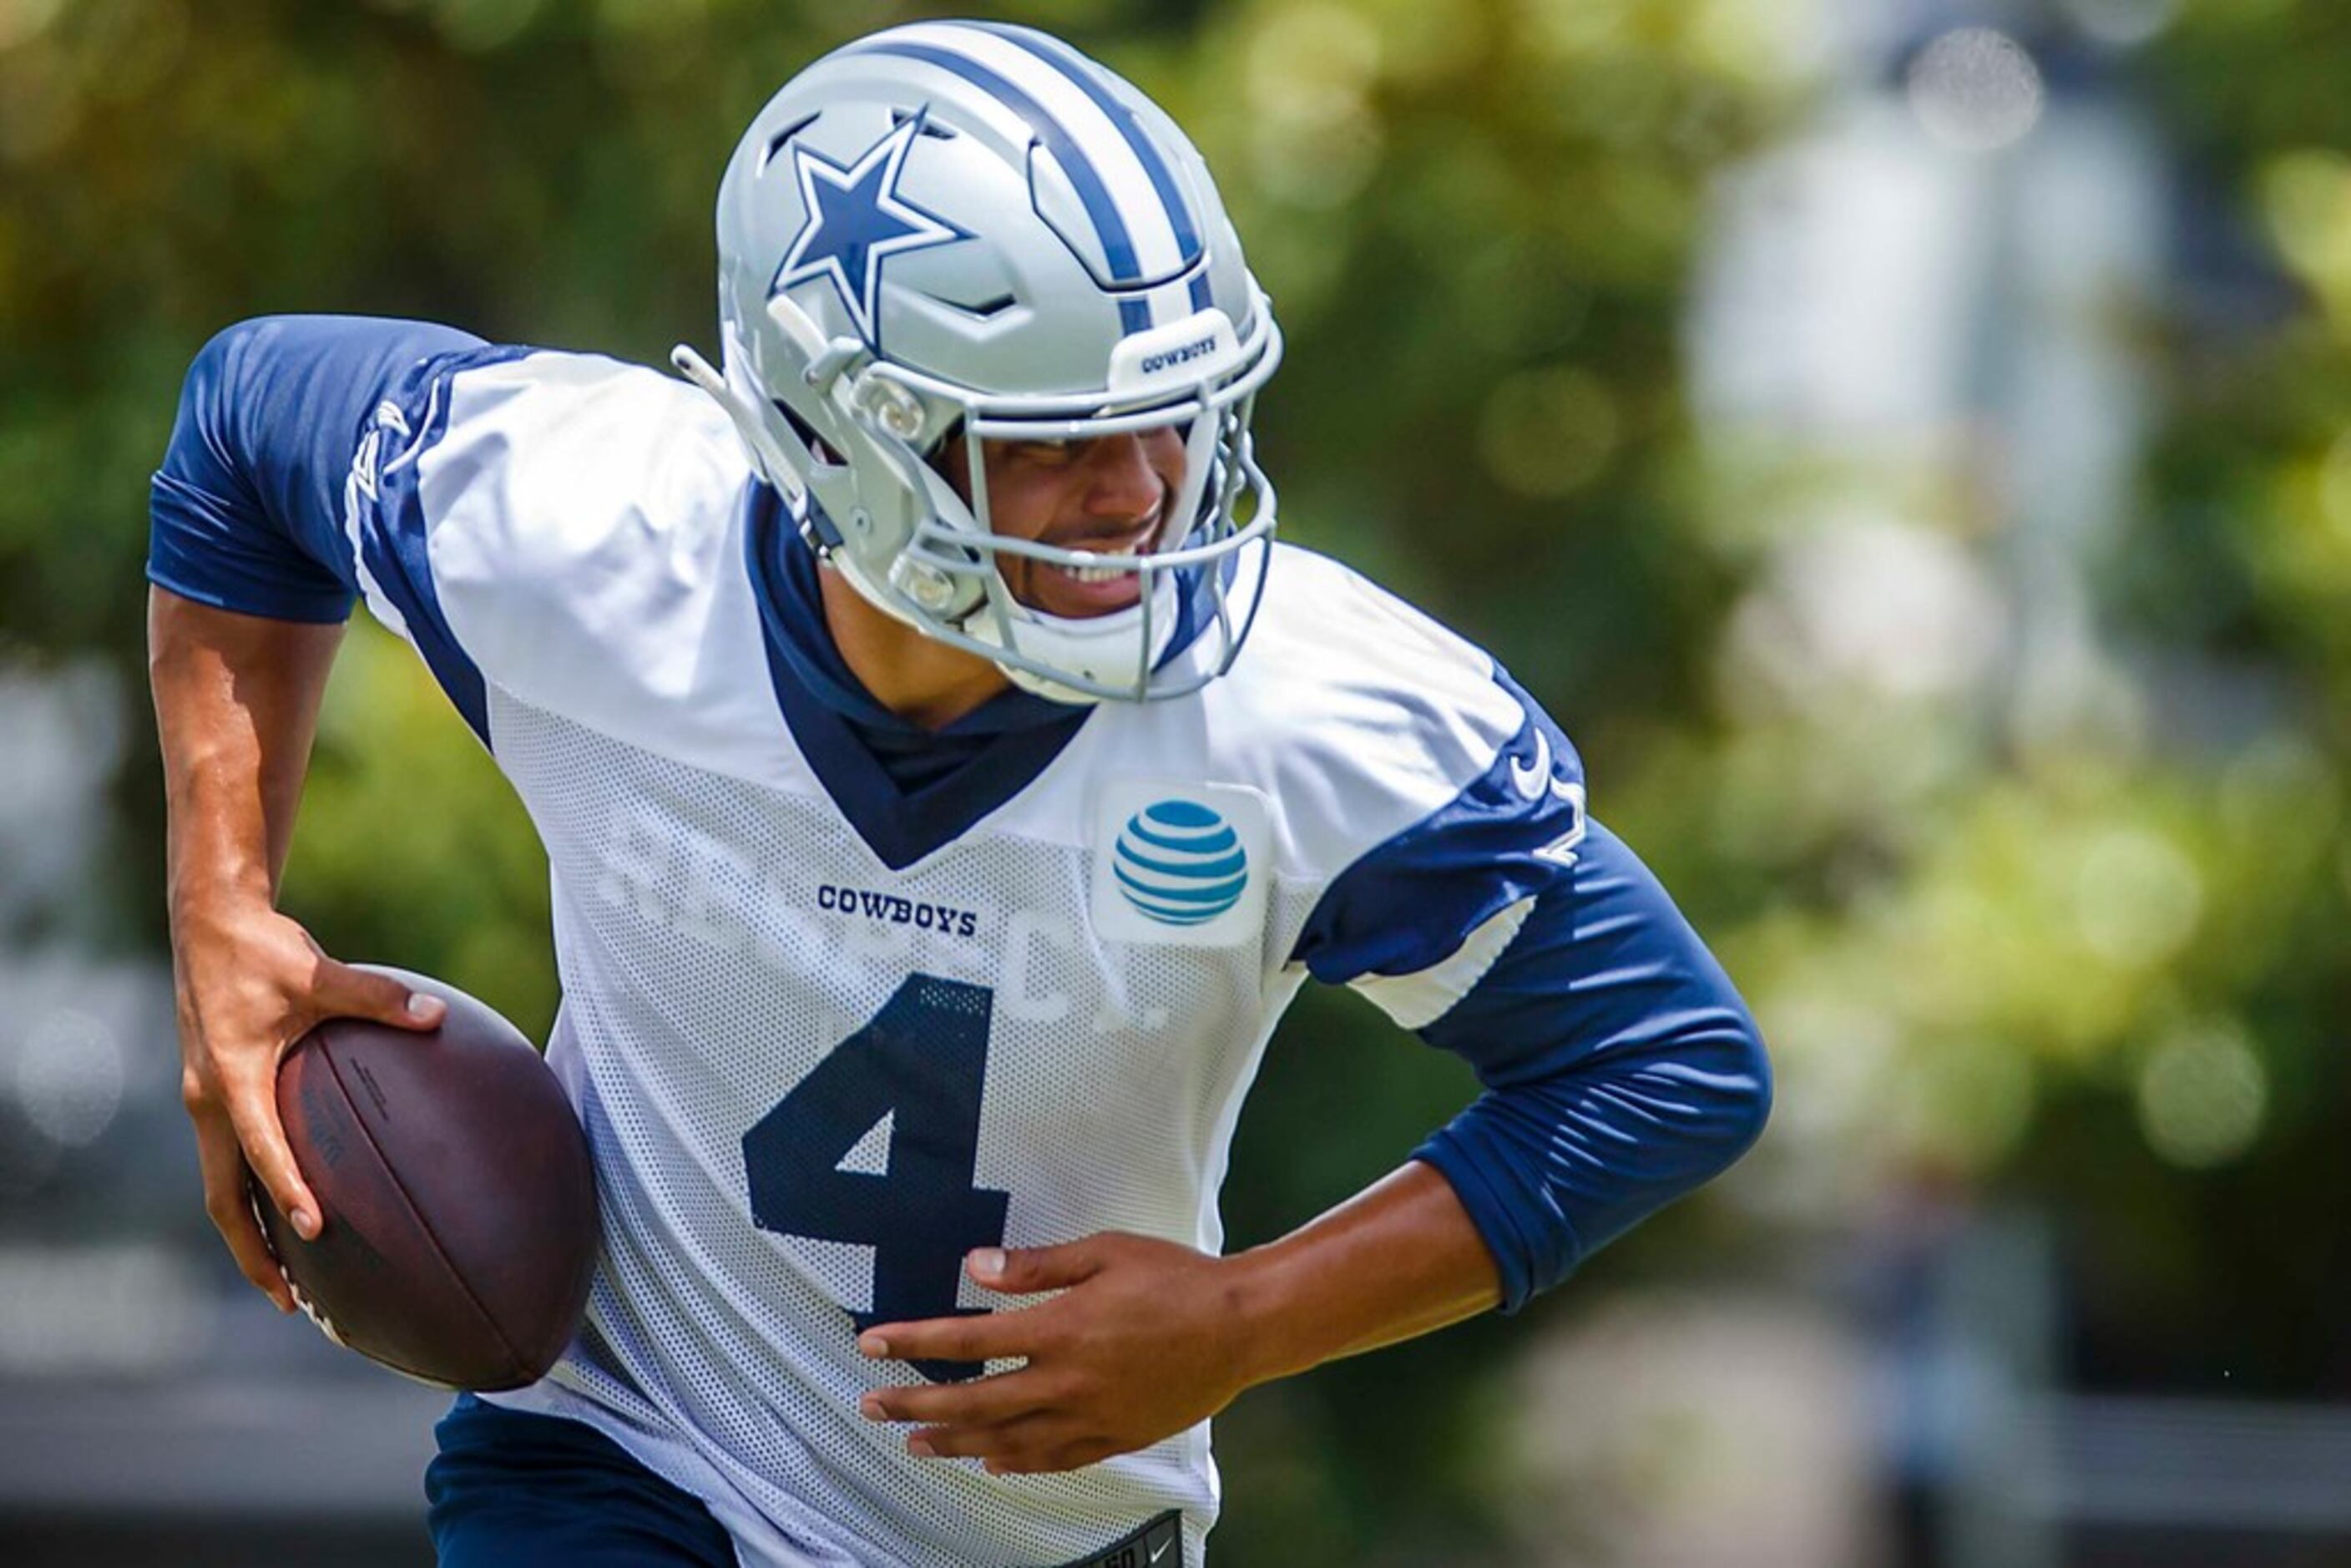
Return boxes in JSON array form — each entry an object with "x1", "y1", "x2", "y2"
[{"x1": 741, "y1": 974, "x2": 1009, "y2": 1383}]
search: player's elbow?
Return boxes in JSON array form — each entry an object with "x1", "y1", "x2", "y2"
[
  {"x1": 1713, "y1": 1003, "x2": 1773, "y2": 1171},
  {"x1": 1589, "y1": 999, "x2": 1773, "y2": 1206},
  {"x1": 1664, "y1": 997, "x2": 1774, "y2": 1187}
]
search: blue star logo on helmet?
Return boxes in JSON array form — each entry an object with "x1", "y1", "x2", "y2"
[
  {"x1": 1113, "y1": 801, "x2": 1250, "y2": 926},
  {"x1": 772, "y1": 111, "x2": 969, "y2": 351}
]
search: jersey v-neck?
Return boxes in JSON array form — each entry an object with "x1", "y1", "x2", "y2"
[{"x1": 741, "y1": 483, "x2": 1092, "y2": 871}]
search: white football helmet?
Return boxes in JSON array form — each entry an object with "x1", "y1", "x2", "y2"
[{"x1": 673, "y1": 20, "x2": 1282, "y2": 704}]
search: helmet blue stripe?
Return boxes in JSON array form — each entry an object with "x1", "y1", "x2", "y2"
[
  {"x1": 852, "y1": 39, "x2": 1154, "y2": 324},
  {"x1": 973, "y1": 25, "x2": 1204, "y2": 271}
]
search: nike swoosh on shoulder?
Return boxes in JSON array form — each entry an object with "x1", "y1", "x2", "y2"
[
  {"x1": 1507, "y1": 726, "x2": 1580, "y2": 804},
  {"x1": 1508, "y1": 729, "x2": 1554, "y2": 800}
]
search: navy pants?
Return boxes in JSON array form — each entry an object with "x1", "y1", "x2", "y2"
[{"x1": 426, "y1": 1394, "x2": 738, "y2": 1566}]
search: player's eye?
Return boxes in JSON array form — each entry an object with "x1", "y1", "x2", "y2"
[{"x1": 1001, "y1": 437, "x2": 1080, "y2": 468}]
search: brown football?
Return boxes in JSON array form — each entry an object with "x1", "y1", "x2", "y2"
[{"x1": 250, "y1": 966, "x2": 599, "y2": 1391}]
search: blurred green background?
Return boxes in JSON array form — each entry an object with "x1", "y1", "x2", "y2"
[{"x1": 5, "y1": 0, "x2": 2351, "y2": 1564}]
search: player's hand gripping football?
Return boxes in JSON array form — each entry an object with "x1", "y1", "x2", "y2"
[
  {"x1": 857, "y1": 1232, "x2": 1255, "y2": 1475},
  {"x1": 170, "y1": 903, "x2": 445, "y2": 1312}
]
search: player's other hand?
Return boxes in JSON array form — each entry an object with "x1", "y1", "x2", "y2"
[
  {"x1": 169, "y1": 902, "x2": 445, "y2": 1312},
  {"x1": 857, "y1": 1232, "x2": 1254, "y2": 1474}
]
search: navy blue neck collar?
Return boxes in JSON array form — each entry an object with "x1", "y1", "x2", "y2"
[
  {"x1": 748, "y1": 484, "x2": 1078, "y2": 738},
  {"x1": 741, "y1": 483, "x2": 1092, "y2": 870}
]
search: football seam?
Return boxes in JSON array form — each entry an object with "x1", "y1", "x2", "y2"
[{"x1": 316, "y1": 1042, "x2": 533, "y2": 1386}]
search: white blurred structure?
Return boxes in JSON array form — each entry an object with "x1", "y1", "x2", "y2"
[{"x1": 1690, "y1": 2, "x2": 2166, "y2": 751}]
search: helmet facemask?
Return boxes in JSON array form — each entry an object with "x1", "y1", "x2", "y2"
[
  {"x1": 681, "y1": 290, "x2": 1281, "y2": 705},
  {"x1": 883, "y1": 331, "x2": 1278, "y2": 704}
]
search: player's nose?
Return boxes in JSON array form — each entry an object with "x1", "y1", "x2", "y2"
[{"x1": 1077, "y1": 432, "x2": 1168, "y2": 527}]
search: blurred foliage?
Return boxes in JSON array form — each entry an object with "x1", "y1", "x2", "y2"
[{"x1": 8, "y1": 0, "x2": 2351, "y2": 1558}]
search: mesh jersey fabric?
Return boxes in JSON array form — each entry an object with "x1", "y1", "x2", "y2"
[{"x1": 486, "y1": 689, "x2": 1327, "y2": 1564}]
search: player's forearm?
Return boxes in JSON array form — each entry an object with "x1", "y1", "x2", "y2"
[
  {"x1": 149, "y1": 585, "x2": 346, "y2": 917},
  {"x1": 1223, "y1": 1160, "x2": 1502, "y2": 1388}
]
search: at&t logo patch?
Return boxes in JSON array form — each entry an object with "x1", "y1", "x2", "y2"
[
  {"x1": 1114, "y1": 801, "x2": 1250, "y2": 925},
  {"x1": 1091, "y1": 781, "x2": 1272, "y2": 947}
]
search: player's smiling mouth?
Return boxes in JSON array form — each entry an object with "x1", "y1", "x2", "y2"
[
  {"x1": 1034, "y1": 513, "x2": 1160, "y2": 602},
  {"x1": 1054, "y1": 558, "x2": 1136, "y2": 584},
  {"x1": 1045, "y1": 534, "x2": 1151, "y2": 581}
]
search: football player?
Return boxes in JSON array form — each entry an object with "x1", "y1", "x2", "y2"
[{"x1": 149, "y1": 22, "x2": 1769, "y2": 1568}]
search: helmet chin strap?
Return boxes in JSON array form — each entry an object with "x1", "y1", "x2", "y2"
[{"x1": 977, "y1": 572, "x2": 1184, "y2": 705}]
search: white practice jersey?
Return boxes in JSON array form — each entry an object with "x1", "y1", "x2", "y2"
[{"x1": 329, "y1": 346, "x2": 1570, "y2": 1566}]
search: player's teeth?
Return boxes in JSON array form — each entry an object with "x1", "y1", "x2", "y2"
[{"x1": 1058, "y1": 561, "x2": 1131, "y2": 584}]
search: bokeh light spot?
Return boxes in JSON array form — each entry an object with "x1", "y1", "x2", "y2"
[
  {"x1": 2060, "y1": 0, "x2": 2182, "y2": 48},
  {"x1": 2074, "y1": 826, "x2": 2203, "y2": 968},
  {"x1": 2261, "y1": 150, "x2": 2351, "y2": 321},
  {"x1": 1906, "y1": 28, "x2": 2045, "y2": 153},
  {"x1": 1478, "y1": 367, "x2": 1620, "y2": 498},
  {"x1": 1246, "y1": 4, "x2": 1384, "y2": 210},
  {"x1": 429, "y1": 0, "x2": 546, "y2": 53},
  {"x1": 15, "y1": 1006, "x2": 124, "y2": 1148},
  {"x1": 2136, "y1": 1022, "x2": 2267, "y2": 1169}
]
